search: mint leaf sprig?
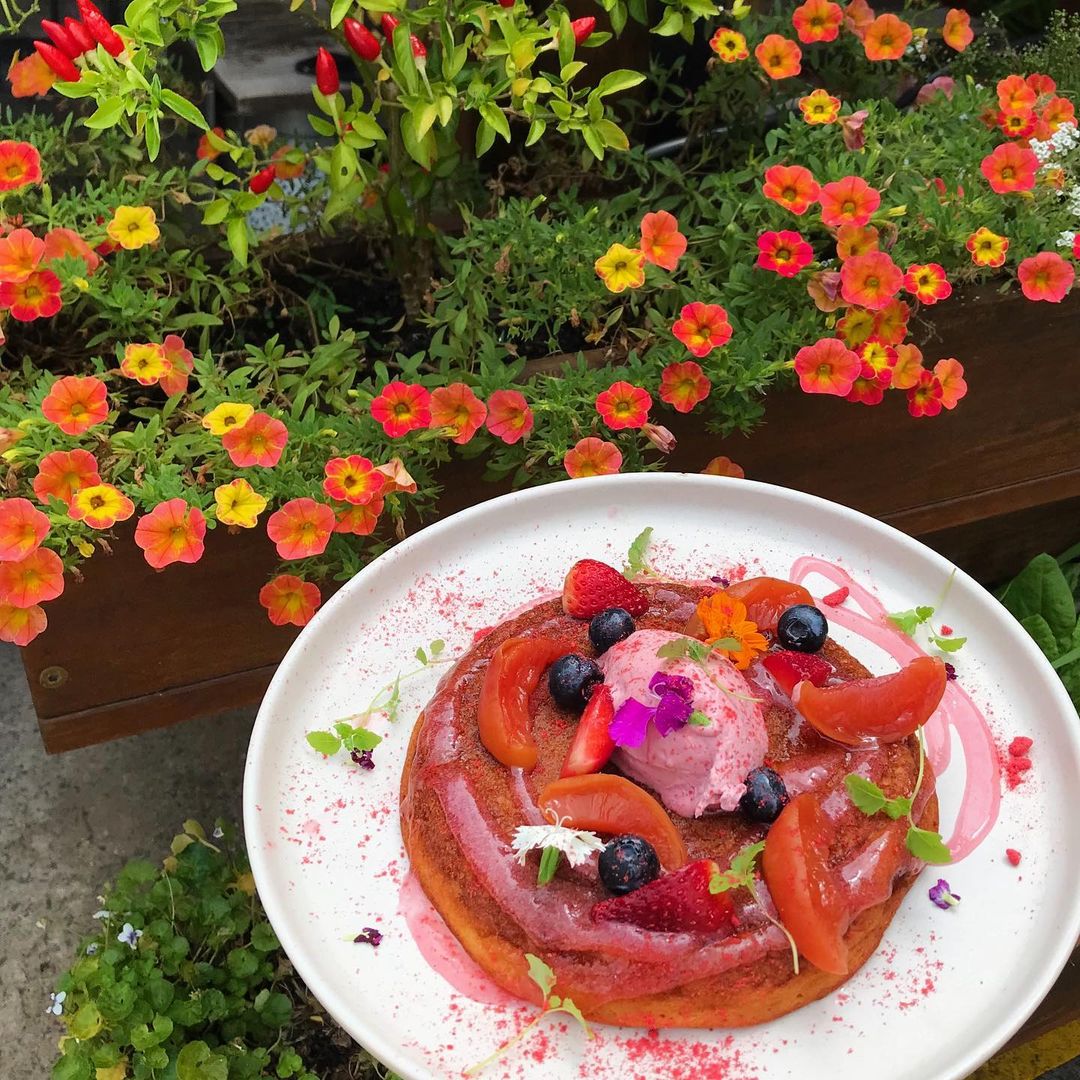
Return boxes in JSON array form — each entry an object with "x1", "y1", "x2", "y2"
[
  {"x1": 709, "y1": 841, "x2": 801, "y2": 975},
  {"x1": 305, "y1": 722, "x2": 382, "y2": 758},
  {"x1": 623, "y1": 526, "x2": 660, "y2": 580},
  {"x1": 465, "y1": 954, "x2": 592, "y2": 1075},
  {"x1": 887, "y1": 570, "x2": 967, "y2": 655},
  {"x1": 655, "y1": 638, "x2": 762, "y2": 704}
]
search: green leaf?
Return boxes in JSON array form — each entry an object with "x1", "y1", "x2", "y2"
[
  {"x1": 651, "y1": 8, "x2": 683, "y2": 35},
  {"x1": 710, "y1": 840, "x2": 764, "y2": 893},
  {"x1": 1000, "y1": 553, "x2": 1076, "y2": 648},
  {"x1": 475, "y1": 118, "x2": 496, "y2": 157},
  {"x1": 201, "y1": 199, "x2": 230, "y2": 225},
  {"x1": 348, "y1": 111, "x2": 386, "y2": 142},
  {"x1": 555, "y1": 996, "x2": 591, "y2": 1034},
  {"x1": 594, "y1": 119, "x2": 629, "y2": 151},
  {"x1": 145, "y1": 113, "x2": 161, "y2": 161},
  {"x1": 160, "y1": 89, "x2": 209, "y2": 129},
  {"x1": 254, "y1": 990, "x2": 292, "y2": 1027},
  {"x1": 193, "y1": 26, "x2": 221, "y2": 71},
  {"x1": 581, "y1": 119, "x2": 604, "y2": 157},
  {"x1": 1019, "y1": 614, "x2": 1060, "y2": 660},
  {"x1": 887, "y1": 606, "x2": 935, "y2": 636},
  {"x1": 306, "y1": 731, "x2": 342, "y2": 756},
  {"x1": 251, "y1": 922, "x2": 279, "y2": 952},
  {"x1": 52, "y1": 1054, "x2": 92, "y2": 1080},
  {"x1": 226, "y1": 947, "x2": 259, "y2": 978},
  {"x1": 525, "y1": 118, "x2": 546, "y2": 146},
  {"x1": 557, "y1": 10, "x2": 574, "y2": 67},
  {"x1": 537, "y1": 845, "x2": 561, "y2": 885},
  {"x1": 623, "y1": 526, "x2": 653, "y2": 578},
  {"x1": 415, "y1": 101, "x2": 440, "y2": 140},
  {"x1": 392, "y1": 24, "x2": 419, "y2": 96},
  {"x1": 83, "y1": 97, "x2": 126, "y2": 130},
  {"x1": 844, "y1": 774, "x2": 888, "y2": 815},
  {"x1": 69, "y1": 1002, "x2": 104, "y2": 1040},
  {"x1": 906, "y1": 826, "x2": 952, "y2": 864},
  {"x1": 525, "y1": 953, "x2": 556, "y2": 1000},
  {"x1": 479, "y1": 102, "x2": 511, "y2": 142},
  {"x1": 591, "y1": 69, "x2": 646, "y2": 99},
  {"x1": 687, "y1": 710, "x2": 710, "y2": 726},
  {"x1": 226, "y1": 217, "x2": 249, "y2": 266},
  {"x1": 930, "y1": 634, "x2": 967, "y2": 653},
  {"x1": 330, "y1": 0, "x2": 353, "y2": 27},
  {"x1": 176, "y1": 1041, "x2": 229, "y2": 1080}
]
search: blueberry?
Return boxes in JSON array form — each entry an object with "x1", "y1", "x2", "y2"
[
  {"x1": 548, "y1": 653, "x2": 603, "y2": 712},
  {"x1": 739, "y1": 767, "x2": 789, "y2": 823},
  {"x1": 776, "y1": 604, "x2": 828, "y2": 653},
  {"x1": 598, "y1": 835, "x2": 661, "y2": 895},
  {"x1": 589, "y1": 607, "x2": 636, "y2": 655}
]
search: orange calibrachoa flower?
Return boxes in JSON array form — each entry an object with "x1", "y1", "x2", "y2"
[
  {"x1": 659, "y1": 360, "x2": 711, "y2": 413},
  {"x1": 1027, "y1": 73, "x2": 1056, "y2": 97},
  {"x1": 266, "y1": 498, "x2": 336, "y2": 559},
  {"x1": 846, "y1": 362, "x2": 886, "y2": 406},
  {"x1": 33, "y1": 449, "x2": 100, "y2": 506},
  {"x1": 1017, "y1": 252, "x2": 1075, "y2": 302},
  {"x1": 105, "y1": 206, "x2": 160, "y2": 250},
  {"x1": 872, "y1": 298, "x2": 909, "y2": 345},
  {"x1": 755, "y1": 34, "x2": 802, "y2": 80},
  {"x1": 7, "y1": 51, "x2": 56, "y2": 98},
  {"x1": 904, "y1": 263, "x2": 952, "y2": 305},
  {"x1": 159, "y1": 334, "x2": 194, "y2": 396},
  {"x1": 0, "y1": 547, "x2": 64, "y2": 607},
  {"x1": 196, "y1": 127, "x2": 226, "y2": 161},
  {"x1": 42, "y1": 228, "x2": 101, "y2": 275},
  {"x1": 942, "y1": 9, "x2": 973, "y2": 52},
  {"x1": 120, "y1": 342, "x2": 167, "y2": 385},
  {"x1": 134, "y1": 499, "x2": 207, "y2": 569},
  {"x1": 370, "y1": 381, "x2": 431, "y2": 437},
  {"x1": 891, "y1": 343, "x2": 925, "y2": 390},
  {"x1": 69, "y1": 484, "x2": 135, "y2": 529},
  {"x1": 702, "y1": 456, "x2": 745, "y2": 479},
  {"x1": 639, "y1": 211, "x2": 687, "y2": 270},
  {"x1": 835, "y1": 224, "x2": 879, "y2": 259},
  {"x1": 934, "y1": 358, "x2": 968, "y2": 410},
  {"x1": 594, "y1": 243, "x2": 646, "y2": 293},
  {"x1": 998, "y1": 109, "x2": 1036, "y2": 140},
  {"x1": 0, "y1": 141, "x2": 42, "y2": 192},
  {"x1": 859, "y1": 338, "x2": 897, "y2": 385},
  {"x1": 333, "y1": 498, "x2": 383, "y2": 536},
  {"x1": 671, "y1": 302, "x2": 733, "y2": 357},
  {"x1": 863, "y1": 13, "x2": 912, "y2": 61},
  {"x1": 756, "y1": 230, "x2": 813, "y2": 277},
  {"x1": 564, "y1": 436, "x2": 622, "y2": 478},
  {"x1": 792, "y1": 0, "x2": 843, "y2": 42},
  {"x1": 695, "y1": 590, "x2": 768, "y2": 670},
  {"x1": 907, "y1": 370, "x2": 944, "y2": 418},
  {"x1": 0, "y1": 269, "x2": 61, "y2": 321},
  {"x1": 0, "y1": 498, "x2": 49, "y2": 561},
  {"x1": 596, "y1": 381, "x2": 652, "y2": 430},
  {"x1": 374, "y1": 457, "x2": 417, "y2": 494},
  {"x1": 0, "y1": 602, "x2": 47, "y2": 646},
  {"x1": 819, "y1": 175, "x2": 881, "y2": 228},
  {"x1": 323, "y1": 455, "x2": 385, "y2": 504},
  {"x1": 997, "y1": 75, "x2": 1037, "y2": 113},
  {"x1": 259, "y1": 574, "x2": 322, "y2": 627},
  {"x1": 1040, "y1": 96, "x2": 1075, "y2": 134},
  {"x1": 840, "y1": 251, "x2": 903, "y2": 310},
  {"x1": 0, "y1": 228, "x2": 44, "y2": 283},
  {"x1": 966, "y1": 227, "x2": 1009, "y2": 267},
  {"x1": 485, "y1": 389, "x2": 534, "y2": 444},
  {"x1": 798, "y1": 89, "x2": 841, "y2": 125},
  {"x1": 793, "y1": 337, "x2": 863, "y2": 396},
  {"x1": 428, "y1": 383, "x2": 487, "y2": 445},
  {"x1": 41, "y1": 375, "x2": 109, "y2": 435},
  {"x1": 762, "y1": 164, "x2": 820, "y2": 216},
  {"x1": 836, "y1": 307, "x2": 876, "y2": 347},
  {"x1": 271, "y1": 147, "x2": 306, "y2": 180},
  {"x1": 222, "y1": 412, "x2": 288, "y2": 467},
  {"x1": 214, "y1": 478, "x2": 267, "y2": 528},
  {"x1": 709, "y1": 28, "x2": 749, "y2": 62},
  {"x1": 202, "y1": 402, "x2": 254, "y2": 436}
]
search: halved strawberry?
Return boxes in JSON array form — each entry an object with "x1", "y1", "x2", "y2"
[
  {"x1": 561, "y1": 684, "x2": 615, "y2": 777},
  {"x1": 562, "y1": 559, "x2": 648, "y2": 620},
  {"x1": 591, "y1": 859, "x2": 734, "y2": 933},
  {"x1": 762, "y1": 650, "x2": 835, "y2": 698}
]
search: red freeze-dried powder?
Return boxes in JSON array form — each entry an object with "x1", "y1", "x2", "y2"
[
  {"x1": 821, "y1": 586, "x2": 849, "y2": 607},
  {"x1": 1006, "y1": 848, "x2": 1022, "y2": 866},
  {"x1": 1004, "y1": 736, "x2": 1034, "y2": 790},
  {"x1": 599, "y1": 1030, "x2": 759, "y2": 1080}
]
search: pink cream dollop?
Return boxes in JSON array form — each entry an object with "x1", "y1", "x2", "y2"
[{"x1": 599, "y1": 629, "x2": 768, "y2": 817}]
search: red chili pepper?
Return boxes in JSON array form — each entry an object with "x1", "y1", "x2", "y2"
[
  {"x1": 343, "y1": 17, "x2": 381, "y2": 61},
  {"x1": 498, "y1": 0, "x2": 515, "y2": 7},
  {"x1": 380, "y1": 14, "x2": 425, "y2": 59},
  {"x1": 571, "y1": 16, "x2": 595, "y2": 44},
  {"x1": 380, "y1": 13, "x2": 399, "y2": 36},
  {"x1": 249, "y1": 165, "x2": 277, "y2": 195},
  {"x1": 411, "y1": 33, "x2": 427, "y2": 60},
  {"x1": 34, "y1": 40, "x2": 80, "y2": 81},
  {"x1": 75, "y1": 0, "x2": 124, "y2": 56},
  {"x1": 315, "y1": 46, "x2": 340, "y2": 96},
  {"x1": 63, "y1": 17, "x2": 97, "y2": 54},
  {"x1": 40, "y1": 19, "x2": 82, "y2": 60}
]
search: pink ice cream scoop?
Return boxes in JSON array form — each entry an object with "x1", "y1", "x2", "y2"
[{"x1": 598, "y1": 629, "x2": 768, "y2": 818}]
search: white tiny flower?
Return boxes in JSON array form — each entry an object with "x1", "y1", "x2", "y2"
[
  {"x1": 1058, "y1": 231, "x2": 1076, "y2": 247},
  {"x1": 212, "y1": 825, "x2": 224, "y2": 839},
  {"x1": 85, "y1": 943, "x2": 99, "y2": 956},
  {"x1": 117, "y1": 923, "x2": 143, "y2": 950},
  {"x1": 91, "y1": 910, "x2": 110, "y2": 920},
  {"x1": 46, "y1": 991, "x2": 65, "y2": 1016},
  {"x1": 511, "y1": 823, "x2": 606, "y2": 868}
]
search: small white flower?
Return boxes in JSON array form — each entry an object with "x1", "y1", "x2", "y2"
[
  {"x1": 46, "y1": 991, "x2": 65, "y2": 1016},
  {"x1": 212, "y1": 825, "x2": 224, "y2": 839},
  {"x1": 117, "y1": 923, "x2": 143, "y2": 950},
  {"x1": 91, "y1": 910, "x2": 110, "y2": 920},
  {"x1": 512, "y1": 822, "x2": 606, "y2": 868},
  {"x1": 1058, "y1": 231, "x2": 1076, "y2": 247},
  {"x1": 85, "y1": 943, "x2": 99, "y2": 956}
]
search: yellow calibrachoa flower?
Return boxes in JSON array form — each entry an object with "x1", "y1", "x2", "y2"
[
  {"x1": 105, "y1": 206, "x2": 160, "y2": 251},
  {"x1": 594, "y1": 243, "x2": 646, "y2": 294},
  {"x1": 202, "y1": 402, "x2": 254, "y2": 436},
  {"x1": 214, "y1": 478, "x2": 267, "y2": 528},
  {"x1": 120, "y1": 343, "x2": 167, "y2": 385}
]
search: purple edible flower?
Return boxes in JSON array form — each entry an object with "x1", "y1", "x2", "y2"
[
  {"x1": 944, "y1": 662, "x2": 957, "y2": 682},
  {"x1": 609, "y1": 698, "x2": 655, "y2": 748},
  {"x1": 610, "y1": 671, "x2": 699, "y2": 747},
  {"x1": 710, "y1": 575, "x2": 731, "y2": 587},
  {"x1": 354, "y1": 927, "x2": 383, "y2": 947},
  {"x1": 928, "y1": 879, "x2": 960, "y2": 910},
  {"x1": 351, "y1": 749, "x2": 375, "y2": 770}
]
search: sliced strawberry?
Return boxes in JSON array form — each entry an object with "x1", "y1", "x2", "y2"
[
  {"x1": 562, "y1": 559, "x2": 648, "y2": 620},
  {"x1": 591, "y1": 859, "x2": 734, "y2": 933},
  {"x1": 821, "y1": 586, "x2": 849, "y2": 607},
  {"x1": 561, "y1": 684, "x2": 616, "y2": 777},
  {"x1": 762, "y1": 650, "x2": 835, "y2": 698}
]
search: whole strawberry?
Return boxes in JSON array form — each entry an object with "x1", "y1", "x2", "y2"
[{"x1": 562, "y1": 560, "x2": 648, "y2": 620}]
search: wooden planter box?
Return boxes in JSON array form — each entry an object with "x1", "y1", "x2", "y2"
[{"x1": 22, "y1": 284, "x2": 1080, "y2": 753}]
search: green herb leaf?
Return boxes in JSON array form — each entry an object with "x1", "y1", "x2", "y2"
[
  {"x1": 555, "y1": 995, "x2": 592, "y2": 1035},
  {"x1": 525, "y1": 953, "x2": 556, "y2": 1000},
  {"x1": 844, "y1": 774, "x2": 887, "y2": 815},
  {"x1": 710, "y1": 840, "x2": 764, "y2": 893},
  {"x1": 906, "y1": 826, "x2": 952, "y2": 864},
  {"x1": 930, "y1": 634, "x2": 968, "y2": 653},
  {"x1": 687, "y1": 710, "x2": 711, "y2": 726},
  {"x1": 888, "y1": 606, "x2": 935, "y2": 636},
  {"x1": 306, "y1": 731, "x2": 342, "y2": 756},
  {"x1": 537, "y1": 846, "x2": 561, "y2": 886},
  {"x1": 623, "y1": 526, "x2": 654, "y2": 578}
]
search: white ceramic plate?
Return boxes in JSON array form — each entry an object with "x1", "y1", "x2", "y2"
[{"x1": 244, "y1": 474, "x2": 1080, "y2": 1080}]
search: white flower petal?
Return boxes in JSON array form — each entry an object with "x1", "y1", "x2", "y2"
[{"x1": 511, "y1": 823, "x2": 606, "y2": 867}]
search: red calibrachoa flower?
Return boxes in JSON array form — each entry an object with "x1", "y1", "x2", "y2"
[
  {"x1": 0, "y1": 228, "x2": 44, "y2": 283},
  {"x1": 998, "y1": 109, "x2": 1036, "y2": 139},
  {"x1": 659, "y1": 360, "x2": 711, "y2": 413},
  {"x1": 196, "y1": 127, "x2": 226, "y2": 161},
  {"x1": 1027, "y1": 73, "x2": 1056, "y2": 97},
  {"x1": 891, "y1": 343, "x2": 925, "y2": 390},
  {"x1": 907, "y1": 370, "x2": 944, "y2": 418},
  {"x1": 563, "y1": 436, "x2": 622, "y2": 478},
  {"x1": 0, "y1": 141, "x2": 42, "y2": 192},
  {"x1": 671, "y1": 302, "x2": 733, "y2": 356},
  {"x1": 755, "y1": 34, "x2": 802, "y2": 80},
  {"x1": 997, "y1": 74, "x2": 1036, "y2": 113},
  {"x1": 873, "y1": 298, "x2": 910, "y2": 345},
  {"x1": 0, "y1": 602, "x2": 47, "y2": 646},
  {"x1": 639, "y1": 211, "x2": 687, "y2": 271},
  {"x1": 41, "y1": 375, "x2": 108, "y2": 435},
  {"x1": 942, "y1": 8, "x2": 973, "y2": 51},
  {"x1": 323, "y1": 455, "x2": 385, "y2": 505},
  {"x1": 840, "y1": 251, "x2": 903, "y2": 310},
  {"x1": 798, "y1": 89, "x2": 841, "y2": 125},
  {"x1": 1017, "y1": 252, "x2": 1075, "y2": 302},
  {"x1": 934, "y1": 358, "x2": 968, "y2": 410},
  {"x1": 429, "y1": 383, "x2": 487, "y2": 444},
  {"x1": 0, "y1": 547, "x2": 64, "y2": 607},
  {"x1": 966, "y1": 227, "x2": 1009, "y2": 267},
  {"x1": 69, "y1": 484, "x2": 134, "y2": 529},
  {"x1": 793, "y1": 337, "x2": 863, "y2": 396},
  {"x1": 709, "y1": 28, "x2": 749, "y2": 62},
  {"x1": 836, "y1": 307, "x2": 876, "y2": 347},
  {"x1": 222, "y1": 412, "x2": 288, "y2": 467},
  {"x1": 0, "y1": 498, "x2": 49, "y2": 561},
  {"x1": 819, "y1": 176, "x2": 881, "y2": 228},
  {"x1": 266, "y1": 498, "x2": 335, "y2": 559},
  {"x1": 0, "y1": 269, "x2": 61, "y2": 321},
  {"x1": 159, "y1": 334, "x2": 194, "y2": 396},
  {"x1": 859, "y1": 338, "x2": 897, "y2": 385},
  {"x1": 846, "y1": 362, "x2": 886, "y2": 406},
  {"x1": 33, "y1": 449, "x2": 100, "y2": 506},
  {"x1": 863, "y1": 14, "x2": 912, "y2": 60},
  {"x1": 259, "y1": 574, "x2": 322, "y2": 627},
  {"x1": 756, "y1": 230, "x2": 814, "y2": 277},
  {"x1": 333, "y1": 498, "x2": 383, "y2": 536},
  {"x1": 370, "y1": 381, "x2": 431, "y2": 437},
  {"x1": 792, "y1": 0, "x2": 843, "y2": 43},
  {"x1": 42, "y1": 227, "x2": 101, "y2": 275},
  {"x1": 762, "y1": 164, "x2": 820, "y2": 215},
  {"x1": 134, "y1": 499, "x2": 207, "y2": 569},
  {"x1": 596, "y1": 381, "x2": 652, "y2": 430},
  {"x1": 485, "y1": 389, "x2": 534, "y2": 444},
  {"x1": 836, "y1": 224, "x2": 879, "y2": 260},
  {"x1": 904, "y1": 263, "x2": 952, "y2": 305}
]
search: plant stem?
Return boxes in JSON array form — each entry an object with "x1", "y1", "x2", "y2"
[{"x1": 1052, "y1": 645, "x2": 1080, "y2": 670}]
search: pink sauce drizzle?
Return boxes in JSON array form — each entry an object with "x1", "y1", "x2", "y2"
[{"x1": 788, "y1": 556, "x2": 1001, "y2": 861}]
